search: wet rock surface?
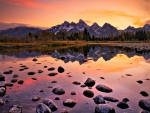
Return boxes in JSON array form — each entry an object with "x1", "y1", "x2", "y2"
[
  {"x1": 58, "y1": 66, "x2": 65, "y2": 73},
  {"x1": 32, "y1": 96, "x2": 41, "y2": 101},
  {"x1": 137, "y1": 80, "x2": 143, "y2": 84},
  {"x1": 48, "y1": 73, "x2": 58, "y2": 76},
  {"x1": 122, "y1": 98, "x2": 129, "y2": 103},
  {"x1": 18, "y1": 80, "x2": 24, "y2": 84},
  {"x1": 0, "y1": 81, "x2": 6, "y2": 87},
  {"x1": 83, "y1": 90, "x2": 94, "y2": 98},
  {"x1": 43, "y1": 98, "x2": 58, "y2": 111},
  {"x1": 139, "y1": 99, "x2": 150, "y2": 111},
  {"x1": 93, "y1": 95, "x2": 105, "y2": 104},
  {"x1": 140, "y1": 91, "x2": 149, "y2": 97},
  {"x1": 52, "y1": 87, "x2": 65, "y2": 95},
  {"x1": 36, "y1": 103, "x2": 52, "y2": 113},
  {"x1": 84, "y1": 78, "x2": 95, "y2": 87},
  {"x1": 27, "y1": 72, "x2": 35, "y2": 75},
  {"x1": 3, "y1": 70, "x2": 13, "y2": 74},
  {"x1": 48, "y1": 67, "x2": 55, "y2": 71},
  {"x1": 0, "y1": 98, "x2": 4, "y2": 106},
  {"x1": 11, "y1": 78, "x2": 18, "y2": 83},
  {"x1": 0, "y1": 73, "x2": 5, "y2": 81},
  {"x1": 9, "y1": 105, "x2": 23, "y2": 113},
  {"x1": 72, "y1": 81, "x2": 81, "y2": 85},
  {"x1": 96, "y1": 84, "x2": 112, "y2": 93},
  {"x1": 63, "y1": 99, "x2": 76, "y2": 108},
  {"x1": 95, "y1": 104, "x2": 116, "y2": 113},
  {"x1": 117, "y1": 102, "x2": 129, "y2": 109},
  {"x1": 141, "y1": 110, "x2": 150, "y2": 113},
  {"x1": 104, "y1": 96, "x2": 119, "y2": 102},
  {"x1": 0, "y1": 87, "x2": 6, "y2": 96}
]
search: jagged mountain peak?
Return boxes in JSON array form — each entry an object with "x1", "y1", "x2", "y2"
[
  {"x1": 91, "y1": 22, "x2": 100, "y2": 27},
  {"x1": 102, "y1": 23, "x2": 114, "y2": 28}
]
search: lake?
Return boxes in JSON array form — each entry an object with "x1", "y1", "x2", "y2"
[{"x1": 0, "y1": 44, "x2": 150, "y2": 113}]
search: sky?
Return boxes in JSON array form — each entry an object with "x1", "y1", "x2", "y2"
[{"x1": 0, "y1": 0, "x2": 150, "y2": 30}]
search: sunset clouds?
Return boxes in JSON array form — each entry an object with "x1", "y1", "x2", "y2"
[{"x1": 0, "y1": 0, "x2": 150, "y2": 29}]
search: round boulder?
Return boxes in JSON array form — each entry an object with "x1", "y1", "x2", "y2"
[
  {"x1": 32, "y1": 96, "x2": 41, "y2": 101},
  {"x1": 36, "y1": 103, "x2": 52, "y2": 113},
  {"x1": 58, "y1": 66, "x2": 65, "y2": 73},
  {"x1": 104, "y1": 96, "x2": 119, "y2": 102},
  {"x1": 93, "y1": 95, "x2": 105, "y2": 104},
  {"x1": 139, "y1": 99, "x2": 150, "y2": 111},
  {"x1": 117, "y1": 102, "x2": 129, "y2": 109},
  {"x1": 52, "y1": 87, "x2": 65, "y2": 95},
  {"x1": 0, "y1": 87, "x2": 6, "y2": 96},
  {"x1": 84, "y1": 78, "x2": 95, "y2": 87},
  {"x1": 43, "y1": 98, "x2": 58, "y2": 111},
  {"x1": 83, "y1": 90, "x2": 94, "y2": 98},
  {"x1": 9, "y1": 105, "x2": 23, "y2": 113},
  {"x1": 95, "y1": 104, "x2": 116, "y2": 113},
  {"x1": 96, "y1": 84, "x2": 112, "y2": 93},
  {"x1": 63, "y1": 99, "x2": 76, "y2": 108}
]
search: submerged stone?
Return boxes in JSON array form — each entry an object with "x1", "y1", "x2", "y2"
[
  {"x1": 27, "y1": 72, "x2": 35, "y2": 75},
  {"x1": 96, "y1": 84, "x2": 112, "y2": 93},
  {"x1": 84, "y1": 78, "x2": 95, "y2": 87},
  {"x1": 104, "y1": 96, "x2": 119, "y2": 102},
  {"x1": 36, "y1": 103, "x2": 52, "y2": 113},
  {"x1": 43, "y1": 98, "x2": 58, "y2": 111},
  {"x1": 93, "y1": 95, "x2": 105, "y2": 104},
  {"x1": 95, "y1": 104, "x2": 116, "y2": 113},
  {"x1": 140, "y1": 91, "x2": 149, "y2": 97},
  {"x1": 117, "y1": 102, "x2": 129, "y2": 109},
  {"x1": 9, "y1": 105, "x2": 22, "y2": 113},
  {"x1": 52, "y1": 87, "x2": 65, "y2": 95},
  {"x1": 48, "y1": 73, "x2": 58, "y2": 76},
  {"x1": 139, "y1": 99, "x2": 150, "y2": 111},
  {"x1": 83, "y1": 90, "x2": 94, "y2": 98},
  {"x1": 63, "y1": 99, "x2": 76, "y2": 108}
]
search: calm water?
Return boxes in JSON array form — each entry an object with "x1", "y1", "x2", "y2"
[{"x1": 0, "y1": 45, "x2": 150, "y2": 113}]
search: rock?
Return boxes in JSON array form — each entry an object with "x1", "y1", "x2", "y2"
[
  {"x1": 80, "y1": 84, "x2": 86, "y2": 88},
  {"x1": 13, "y1": 74, "x2": 19, "y2": 78},
  {"x1": 55, "y1": 97, "x2": 60, "y2": 100},
  {"x1": 32, "y1": 96, "x2": 41, "y2": 101},
  {"x1": 0, "y1": 87, "x2": 6, "y2": 96},
  {"x1": 38, "y1": 70, "x2": 43, "y2": 73},
  {"x1": 96, "y1": 84, "x2": 112, "y2": 93},
  {"x1": 126, "y1": 74, "x2": 132, "y2": 76},
  {"x1": 43, "y1": 98, "x2": 58, "y2": 111},
  {"x1": 61, "y1": 109, "x2": 69, "y2": 113},
  {"x1": 48, "y1": 67, "x2": 55, "y2": 71},
  {"x1": 72, "y1": 81, "x2": 81, "y2": 85},
  {"x1": 140, "y1": 91, "x2": 149, "y2": 97},
  {"x1": 6, "y1": 83, "x2": 13, "y2": 87},
  {"x1": 141, "y1": 110, "x2": 150, "y2": 113},
  {"x1": 83, "y1": 90, "x2": 94, "y2": 98},
  {"x1": 44, "y1": 66, "x2": 47, "y2": 68},
  {"x1": 139, "y1": 99, "x2": 150, "y2": 111},
  {"x1": 52, "y1": 87, "x2": 65, "y2": 95},
  {"x1": 19, "y1": 69, "x2": 24, "y2": 71},
  {"x1": 67, "y1": 75, "x2": 72, "y2": 77},
  {"x1": 0, "y1": 81, "x2": 6, "y2": 87},
  {"x1": 40, "y1": 90, "x2": 44, "y2": 93},
  {"x1": 0, "y1": 73, "x2": 5, "y2": 81},
  {"x1": 24, "y1": 67, "x2": 29, "y2": 70},
  {"x1": 95, "y1": 104, "x2": 116, "y2": 113},
  {"x1": 60, "y1": 57, "x2": 65, "y2": 60},
  {"x1": 71, "y1": 91, "x2": 76, "y2": 95},
  {"x1": 0, "y1": 98, "x2": 4, "y2": 106},
  {"x1": 33, "y1": 58, "x2": 37, "y2": 61},
  {"x1": 32, "y1": 77, "x2": 37, "y2": 80},
  {"x1": 84, "y1": 78, "x2": 95, "y2": 87},
  {"x1": 117, "y1": 102, "x2": 129, "y2": 109},
  {"x1": 27, "y1": 72, "x2": 35, "y2": 75},
  {"x1": 51, "y1": 81, "x2": 57, "y2": 83},
  {"x1": 3, "y1": 70, "x2": 13, "y2": 74},
  {"x1": 137, "y1": 80, "x2": 143, "y2": 84},
  {"x1": 47, "y1": 86, "x2": 53, "y2": 88},
  {"x1": 18, "y1": 80, "x2": 24, "y2": 84},
  {"x1": 122, "y1": 98, "x2": 129, "y2": 103},
  {"x1": 11, "y1": 79, "x2": 18, "y2": 83},
  {"x1": 104, "y1": 96, "x2": 119, "y2": 102},
  {"x1": 48, "y1": 73, "x2": 58, "y2": 76},
  {"x1": 93, "y1": 95, "x2": 105, "y2": 104},
  {"x1": 58, "y1": 66, "x2": 65, "y2": 73},
  {"x1": 100, "y1": 77, "x2": 105, "y2": 79},
  {"x1": 36, "y1": 103, "x2": 52, "y2": 113},
  {"x1": 63, "y1": 99, "x2": 76, "y2": 108},
  {"x1": 9, "y1": 105, "x2": 22, "y2": 113}
]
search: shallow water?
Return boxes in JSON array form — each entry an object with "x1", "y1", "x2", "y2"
[{"x1": 0, "y1": 45, "x2": 150, "y2": 113}]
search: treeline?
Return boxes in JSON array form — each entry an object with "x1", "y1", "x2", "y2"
[{"x1": 0, "y1": 28, "x2": 150, "y2": 43}]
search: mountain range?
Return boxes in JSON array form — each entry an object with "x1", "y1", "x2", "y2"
[{"x1": 0, "y1": 19, "x2": 150, "y2": 38}]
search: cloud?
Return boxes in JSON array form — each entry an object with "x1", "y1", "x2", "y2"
[
  {"x1": 145, "y1": 20, "x2": 150, "y2": 25},
  {"x1": 83, "y1": 20, "x2": 93, "y2": 24}
]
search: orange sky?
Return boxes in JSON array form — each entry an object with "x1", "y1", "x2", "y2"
[{"x1": 0, "y1": 0, "x2": 150, "y2": 29}]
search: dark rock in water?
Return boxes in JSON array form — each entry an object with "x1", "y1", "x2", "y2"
[
  {"x1": 84, "y1": 78, "x2": 95, "y2": 87},
  {"x1": 40, "y1": 90, "x2": 44, "y2": 93},
  {"x1": 80, "y1": 84, "x2": 86, "y2": 88},
  {"x1": 0, "y1": 98, "x2": 4, "y2": 106},
  {"x1": 71, "y1": 91, "x2": 76, "y2": 95},
  {"x1": 19, "y1": 69, "x2": 24, "y2": 71},
  {"x1": 47, "y1": 86, "x2": 53, "y2": 88},
  {"x1": 55, "y1": 97, "x2": 60, "y2": 100},
  {"x1": 140, "y1": 91, "x2": 149, "y2": 97},
  {"x1": 48, "y1": 73, "x2": 58, "y2": 76},
  {"x1": 72, "y1": 81, "x2": 81, "y2": 85},
  {"x1": 27, "y1": 72, "x2": 35, "y2": 75},
  {"x1": 137, "y1": 80, "x2": 143, "y2": 84},
  {"x1": 96, "y1": 84, "x2": 112, "y2": 93},
  {"x1": 44, "y1": 66, "x2": 47, "y2": 68},
  {"x1": 83, "y1": 72, "x2": 85, "y2": 74},
  {"x1": 43, "y1": 98, "x2": 58, "y2": 111},
  {"x1": 141, "y1": 110, "x2": 150, "y2": 113},
  {"x1": 32, "y1": 77, "x2": 37, "y2": 80},
  {"x1": 32, "y1": 96, "x2": 41, "y2": 101},
  {"x1": 11, "y1": 79, "x2": 18, "y2": 83},
  {"x1": 104, "y1": 96, "x2": 119, "y2": 102},
  {"x1": 67, "y1": 75, "x2": 72, "y2": 77},
  {"x1": 63, "y1": 99, "x2": 76, "y2": 108},
  {"x1": 51, "y1": 81, "x2": 57, "y2": 83},
  {"x1": 61, "y1": 109, "x2": 69, "y2": 113},
  {"x1": 93, "y1": 95, "x2": 105, "y2": 104},
  {"x1": 0, "y1": 87, "x2": 6, "y2": 96},
  {"x1": 6, "y1": 83, "x2": 13, "y2": 87},
  {"x1": 33, "y1": 58, "x2": 37, "y2": 61},
  {"x1": 24, "y1": 67, "x2": 29, "y2": 70},
  {"x1": 83, "y1": 90, "x2": 94, "y2": 98},
  {"x1": 20, "y1": 65, "x2": 26, "y2": 68},
  {"x1": 58, "y1": 66, "x2": 65, "y2": 73},
  {"x1": 122, "y1": 98, "x2": 129, "y2": 103},
  {"x1": 38, "y1": 70, "x2": 43, "y2": 73},
  {"x1": 95, "y1": 104, "x2": 116, "y2": 113},
  {"x1": 100, "y1": 77, "x2": 105, "y2": 79},
  {"x1": 18, "y1": 80, "x2": 24, "y2": 84},
  {"x1": 9, "y1": 105, "x2": 23, "y2": 113},
  {"x1": 52, "y1": 87, "x2": 65, "y2": 95},
  {"x1": 3, "y1": 70, "x2": 13, "y2": 74},
  {"x1": 126, "y1": 74, "x2": 132, "y2": 76},
  {"x1": 36, "y1": 103, "x2": 52, "y2": 113},
  {"x1": 139, "y1": 99, "x2": 150, "y2": 112},
  {"x1": 48, "y1": 67, "x2": 55, "y2": 71},
  {"x1": 5, "y1": 100, "x2": 9, "y2": 103},
  {"x1": 0, "y1": 73, "x2": 5, "y2": 81},
  {"x1": 0, "y1": 81, "x2": 6, "y2": 87},
  {"x1": 13, "y1": 74, "x2": 19, "y2": 78},
  {"x1": 117, "y1": 102, "x2": 129, "y2": 109}
]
